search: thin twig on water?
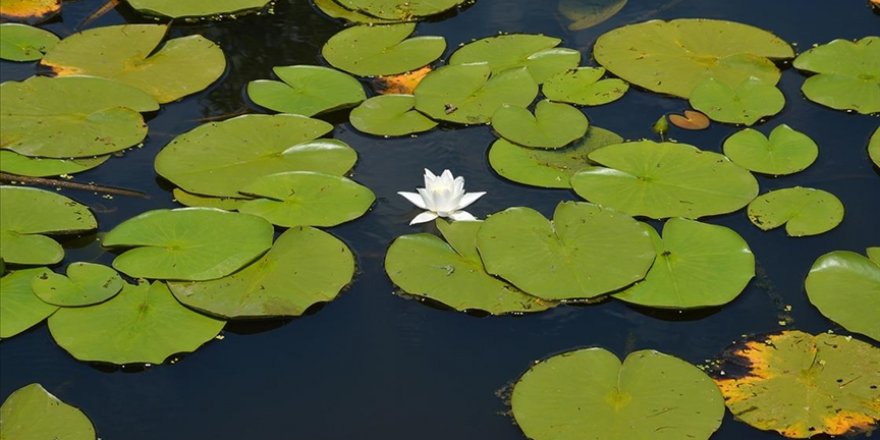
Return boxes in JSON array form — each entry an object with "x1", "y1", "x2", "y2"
[{"x1": 0, "y1": 173, "x2": 150, "y2": 199}]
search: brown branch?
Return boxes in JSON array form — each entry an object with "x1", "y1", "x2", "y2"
[
  {"x1": 0, "y1": 173, "x2": 150, "y2": 199},
  {"x1": 76, "y1": 0, "x2": 121, "y2": 30}
]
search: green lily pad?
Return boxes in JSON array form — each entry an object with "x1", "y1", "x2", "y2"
[
  {"x1": 793, "y1": 37, "x2": 880, "y2": 114},
  {"x1": 154, "y1": 114, "x2": 354, "y2": 198},
  {"x1": 349, "y1": 94, "x2": 438, "y2": 136},
  {"x1": 477, "y1": 201, "x2": 655, "y2": 300},
  {"x1": 0, "y1": 75, "x2": 157, "y2": 158},
  {"x1": 491, "y1": 100, "x2": 588, "y2": 149},
  {"x1": 385, "y1": 220, "x2": 555, "y2": 315},
  {"x1": 414, "y1": 63, "x2": 538, "y2": 124},
  {"x1": 322, "y1": 23, "x2": 445, "y2": 77},
  {"x1": 571, "y1": 141, "x2": 759, "y2": 219},
  {"x1": 42, "y1": 24, "x2": 225, "y2": 104},
  {"x1": 512, "y1": 348, "x2": 724, "y2": 440},
  {"x1": 103, "y1": 208, "x2": 273, "y2": 281},
  {"x1": 449, "y1": 34, "x2": 580, "y2": 83},
  {"x1": 126, "y1": 0, "x2": 270, "y2": 18},
  {"x1": 238, "y1": 171, "x2": 375, "y2": 227},
  {"x1": 172, "y1": 188, "x2": 248, "y2": 210},
  {"x1": 312, "y1": 0, "x2": 399, "y2": 24},
  {"x1": 169, "y1": 226, "x2": 353, "y2": 319},
  {"x1": 559, "y1": 0, "x2": 627, "y2": 31},
  {"x1": 0, "y1": 23, "x2": 58, "y2": 61},
  {"x1": 722, "y1": 124, "x2": 818, "y2": 175},
  {"x1": 48, "y1": 281, "x2": 225, "y2": 364},
  {"x1": 869, "y1": 126, "x2": 879, "y2": 168},
  {"x1": 0, "y1": 268, "x2": 56, "y2": 339},
  {"x1": 247, "y1": 65, "x2": 366, "y2": 116},
  {"x1": 747, "y1": 187, "x2": 844, "y2": 236},
  {"x1": 613, "y1": 218, "x2": 755, "y2": 309},
  {"x1": 0, "y1": 186, "x2": 97, "y2": 265},
  {"x1": 805, "y1": 249, "x2": 879, "y2": 341},
  {"x1": 594, "y1": 18, "x2": 793, "y2": 98},
  {"x1": 714, "y1": 331, "x2": 880, "y2": 438},
  {"x1": 542, "y1": 67, "x2": 629, "y2": 106},
  {"x1": 335, "y1": 0, "x2": 466, "y2": 20},
  {"x1": 31, "y1": 262, "x2": 124, "y2": 307},
  {"x1": 689, "y1": 77, "x2": 785, "y2": 126},
  {"x1": 0, "y1": 383, "x2": 96, "y2": 440},
  {"x1": 0, "y1": 150, "x2": 109, "y2": 177},
  {"x1": 488, "y1": 126, "x2": 624, "y2": 188}
]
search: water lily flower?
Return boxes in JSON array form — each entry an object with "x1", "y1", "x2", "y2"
[{"x1": 398, "y1": 169, "x2": 486, "y2": 225}]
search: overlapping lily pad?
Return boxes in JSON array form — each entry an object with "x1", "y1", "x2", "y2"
[
  {"x1": 869, "y1": 126, "x2": 880, "y2": 168},
  {"x1": 127, "y1": 0, "x2": 271, "y2": 18},
  {"x1": 0, "y1": 0, "x2": 60, "y2": 24},
  {"x1": 0, "y1": 151, "x2": 110, "y2": 177},
  {"x1": 559, "y1": 0, "x2": 627, "y2": 30},
  {"x1": 312, "y1": 0, "x2": 399, "y2": 24},
  {"x1": 247, "y1": 65, "x2": 367, "y2": 116},
  {"x1": 0, "y1": 383, "x2": 96, "y2": 440},
  {"x1": 349, "y1": 94, "x2": 438, "y2": 136},
  {"x1": 723, "y1": 124, "x2": 818, "y2": 175},
  {"x1": 689, "y1": 77, "x2": 785, "y2": 125},
  {"x1": 322, "y1": 23, "x2": 445, "y2": 76},
  {"x1": 793, "y1": 36, "x2": 880, "y2": 114},
  {"x1": 31, "y1": 263, "x2": 124, "y2": 307},
  {"x1": 571, "y1": 141, "x2": 759, "y2": 219},
  {"x1": 491, "y1": 100, "x2": 588, "y2": 149},
  {"x1": 336, "y1": 0, "x2": 466, "y2": 20},
  {"x1": 0, "y1": 23, "x2": 58, "y2": 61},
  {"x1": 542, "y1": 67, "x2": 629, "y2": 106},
  {"x1": 512, "y1": 348, "x2": 724, "y2": 440},
  {"x1": 172, "y1": 188, "x2": 249, "y2": 210},
  {"x1": 747, "y1": 187, "x2": 844, "y2": 236},
  {"x1": 449, "y1": 34, "x2": 580, "y2": 83},
  {"x1": 0, "y1": 267, "x2": 56, "y2": 338},
  {"x1": 805, "y1": 249, "x2": 879, "y2": 341}
]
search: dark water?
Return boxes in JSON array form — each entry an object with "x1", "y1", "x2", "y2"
[{"x1": 1, "y1": 1, "x2": 879, "y2": 439}]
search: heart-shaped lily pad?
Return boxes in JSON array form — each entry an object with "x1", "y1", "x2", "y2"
[
  {"x1": 0, "y1": 23, "x2": 58, "y2": 61},
  {"x1": 335, "y1": 0, "x2": 466, "y2": 20},
  {"x1": 747, "y1": 187, "x2": 844, "y2": 236},
  {"x1": 559, "y1": 0, "x2": 627, "y2": 30},
  {"x1": 31, "y1": 262, "x2": 124, "y2": 307},
  {"x1": 723, "y1": 124, "x2": 818, "y2": 175},
  {"x1": 0, "y1": 383, "x2": 95, "y2": 440},
  {"x1": 126, "y1": 0, "x2": 270, "y2": 18},
  {"x1": 172, "y1": 188, "x2": 248, "y2": 210},
  {"x1": 613, "y1": 218, "x2": 755, "y2": 309},
  {"x1": 869, "y1": 127, "x2": 879, "y2": 168},
  {"x1": 668, "y1": 110, "x2": 710, "y2": 130},
  {"x1": 0, "y1": 151, "x2": 109, "y2": 177},
  {"x1": 542, "y1": 67, "x2": 629, "y2": 106},
  {"x1": 512, "y1": 348, "x2": 724, "y2": 440},
  {"x1": 322, "y1": 23, "x2": 445, "y2": 77},
  {"x1": 571, "y1": 141, "x2": 759, "y2": 219},
  {"x1": 0, "y1": 0, "x2": 60, "y2": 24},
  {"x1": 477, "y1": 202, "x2": 655, "y2": 300},
  {"x1": 805, "y1": 249, "x2": 879, "y2": 341},
  {"x1": 103, "y1": 208, "x2": 273, "y2": 281},
  {"x1": 491, "y1": 100, "x2": 588, "y2": 149},
  {"x1": 312, "y1": 0, "x2": 399, "y2": 24},
  {"x1": 689, "y1": 77, "x2": 785, "y2": 125},
  {"x1": 793, "y1": 36, "x2": 880, "y2": 114},
  {"x1": 247, "y1": 65, "x2": 366, "y2": 116},
  {"x1": 0, "y1": 267, "x2": 56, "y2": 338},
  {"x1": 449, "y1": 34, "x2": 579, "y2": 83},
  {"x1": 349, "y1": 94, "x2": 438, "y2": 136}
]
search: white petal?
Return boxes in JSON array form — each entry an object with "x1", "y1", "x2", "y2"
[
  {"x1": 449, "y1": 211, "x2": 477, "y2": 221},
  {"x1": 453, "y1": 176, "x2": 465, "y2": 196},
  {"x1": 440, "y1": 169, "x2": 454, "y2": 183},
  {"x1": 417, "y1": 188, "x2": 436, "y2": 210},
  {"x1": 457, "y1": 191, "x2": 486, "y2": 210},
  {"x1": 410, "y1": 211, "x2": 439, "y2": 225},
  {"x1": 397, "y1": 191, "x2": 427, "y2": 209}
]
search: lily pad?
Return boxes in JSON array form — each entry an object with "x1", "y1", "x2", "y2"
[
  {"x1": 571, "y1": 141, "x2": 759, "y2": 219},
  {"x1": 714, "y1": 331, "x2": 880, "y2": 438},
  {"x1": 0, "y1": 0, "x2": 60, "y2": 24},
  {"x1": 805, "y1": 249, "x2": 879, "y2": 341},
  {"x1": 169, "y1": 227, "x2": 354, "y2": 319},
  {"x1": 613, "y1": 218, "x2": 755, "y2": 309},
  {"x1": 477, "y1": 201, "x2": 655, "y2": 300},
  {"x1": 793, "y1": 36, "x2": 880, "y2": 114},
  {"x1": 0, "y1": 186, "x2": 97, "y2": 265},
  {"x1": 31, "y1": 262, "x2": 124, "y2": 307},
  {"x1": 127, "y1": 0, "x2": 270, "y2": 18},
  {"x1": 449, "y1": 34, "x2": 580, "y2": 83},
  {"x1": 747, "y1": 187, "x2": 844, "y2": 236},
  {"x1": 559, "y1": 0, "x2": 627, "y2": 31},
  {"x1": 689, "y1": 77, "x2": 785, "y2": 126},
  {"x1": 0, "y1": 383, "x2": 95, "y2": 440},
  {"x1": 0, "y1": 23, "x2": 58, "y2": 61},
  {"x1": 668, "y1": 110, "x2": 710, "y2": 130},
  {"x1": 542, "y1": 67, "x2": 629, "y2": 106},
  {"x1": 723, "y1": 124, "x2": 818, "y2": 175},
  {"x1": 0, "y1": 267, "x2": 56, "y2": 339},
  {"x1": 512, "y1": 348, "x2": 724, "y2": 440},
  {"x1": 491, "y1": 100, "x2": 588, "y2": 149},
  {"x1": 172, "y1": 188, "x2": 248, "y2": 210},
  {"x1": 103, "y1": 208, "x2": 273, "y2": 281},
  {"x1": 247, "y1": 65, "x2": 367, "y2": 116},
  {"x1": 869, "y1": 127, "x2": 880, "y2": 168},
  {"x1": 312, "y1": 0, "x2": 399, "y2": 24},
  {"x1": 0, "y1": 151, "x2": 109, "y2": 177},
  {"x1": 335, "y1": 0, "x2": 466, "y2": 20},
  {"x1": 42, "y1": 24, "x2": 225, "y2": 104},
  {"x1": 238, "y1": 171, "x2": 375, "y2": 227},
  {"x1": 0, "y1": 75, "x2": 158, "y2": 158},
  {"x1": 48, "y1": 281, "x2": 225, "y2": 364},
  {"x1": 349, "y1": 94, "x2": 438, "y2": 136},
  {"x1": 414, "y1": 63, "x2": 538, "y2": 124},
  {"x1": 594, "y1": 18, "x2": 793, "y2": 98},
  {"x1": 322, "y1": 23, "x2": 445, "y2": 77}
]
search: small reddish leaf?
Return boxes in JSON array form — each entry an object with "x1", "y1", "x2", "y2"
[{"x1": 668, "y1": 110, "x2": 710, "y2": 130}]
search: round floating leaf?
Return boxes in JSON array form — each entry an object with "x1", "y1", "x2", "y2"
[
  {"x1": 312, "y1": 0, "x2": 399, "y2": 24},
  {"x1": 512, "y1": 348, "x2": 724, "y2": 440},
  {"x1": 0, "y1": 383, "x2": 95, "y2": 440},
  {"x1": 103, "y1": 208, "x2": 273, "y2": 281},
  {"x1": 349, "y1": 94, "x2": 437, "y2": 136},
  {"x1": 571, "y1": 141, "x2": 759, "y2": 219},
  {"x1": 31, "y1": 262, "x2": 124, "y2": 307},
  {"x1": 542, "y1": 67, "x2": 629, "y2": 106},
  {"x1": 559, "y1": 0, "x2": 627, "y2": 31},
  {"x1": 0, "y1": 0, "x2": 60, "y2": 24},
  {"x1": 238, "y1": 172, "x2": 375, "y2": 227},
  {"x1": 723, "y1": 124, "x2": 818, "y2": 175},
  {"x1": 322, "y1": 23, "x2": 445, "y2": 77},
  {"x1": 0, "y1": 268, "x2": 56, "y2": 339},
  {"x1": 0, "y1": 23, "x2": 58, "y2": 61},
  {"x1": 747, "y1": 187, "x2": 844, "y2": 236},
  {"x1": 869, "y1": 127, "x2": 880, "y2": 168},
  {"x1": 449, "y1": 34, "x2": 579, "y2": 83},
  {"x1": 336, "y1": 0, "x2": 466, "y2": 20},
  {"x1": 126, "y1": 0, "x2": 270, "y2": 18},
  {"x1": 169, "y1": 226, "x2": 354, "y2": 319},
  {"x1": 0, "y1": 186, "x2": 97, "y2": 265},
  {"x1": 793, "y1": 37, "x2": 880, "y2": 114},
  {"x1": 805, "y1": 249, "x2": 879, "y2": 341},
  {"x1": 0, "y1": 76, "x2": 157, "y2": 158},
  {"x1": 715, "y1": 331, "x2": 880, "y2": 438},
  {"x1": 689, "y1": 77, "x2": 785, "y2": 126},
  {"x1": 524, "y1": 48, "x2": 582, "y2": 84},
  {"x1": 385, "y1": 220, "x2": 554, "y2": 315},
  {"x1": 172, "y1": 188, "x2": 248, "y2": 211},
  {"x1": 491, "y1": 100, "x2": 588, "y2": 149},
  {"x1": 48, "y1": 281, "x2": 224, "y2": 364},
  {"x1": 154, "y1": 114, "x2": 354, "y2": 198},
  {"x1": 613, "y1": 218, "x2": 755, "y2": 309},
  {"x1": 42, "y1": 24, "x2": 225, "y2": 104},
  {"x1": 247, "y1": 65, "x2": 366, "y2": 116},
  {"x1": 668, "y1": 110, "x2": 710, "y2": 130},
  {"x1": 0, "y1": 151, "x2": 109, "y2": 177},
  {"x1": 414, "y1": 63, "x2": 538, "y2": 124},
  {"x1": 477, "y1": 202, "x2": 655, "y2": 300},
  {"x1": 594, "y1": 19, "x2": 793, "y2": 98}
]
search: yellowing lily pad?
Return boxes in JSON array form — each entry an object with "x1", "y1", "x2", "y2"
[
  {"x1": 0, "y1": 151, "x2": 109, "y2": 177},
  {"x1": 542, "y1": 67, "x2": 629, "y2": 106},
  {"x1": 349, "y1": 94, "x2": 438, "y2": 136},
  {"x1": 491, "y1": 100, "x2": 588, "y2": 149},
  {"x1": 869, "y1": 126, "x2": 879, "y2": 168},
  {"x1": 31, "y1": 262, "x2": 124, "y2": 307},
  {"x1": 0, "y1": 383, "x2": 95, "y2": 440},
  {"x1": 322, "y1": 23, "x2": 445, "y2": 77},
  {"x1": 668, "y1": 110, "x2": 710, "y2": 130},
  {"x1": 689, "y1": 77, "x2": 785, "y2": 126},
  {"x1": 449, "y1": 34, "x2": 580, "y2": 83},
  {"x1": 0, "y1": 23, "x2": 58, "y2": 61},
  {"x1": 805, "y1": 249, "x2": 880, "y2": 341},
  {"x1": 126, "y1": 0, "x2": 271, "y2": 18},
  {"x1": 0, "y1": 0, "x2": 60, "y2": 24},
  {"x1": 723, "y1": 124, "x2": 818, "y2": 175},
  {"x1": 335, "y1": 0, "x2": 466, "y2": 20},
  {"x1": 247, "y1": 65, "x2": 366, "y2": 116},
  {"x1": 558, "y1": 0, "x2": 627, "y2": 31},
  {"x1": 793, "y1": 36, "x2": 880, "y2": 114},
  {"x1": 747, "y1": 187, "x2": 844, "y2": 236},
  {"x1": 0, "y1": 267, "x2": 56, "y2": 339}
]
